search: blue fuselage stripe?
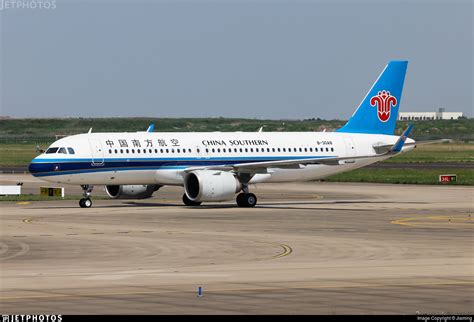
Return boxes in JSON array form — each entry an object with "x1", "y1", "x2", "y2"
[{"x1": 29, "y1": 155, "x2": 334, "y2": 177}]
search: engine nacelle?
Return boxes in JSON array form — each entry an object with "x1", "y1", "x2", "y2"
[
  {"x1": 184, "y1": 170, "x2": 241, "y2": 202},
  {"x1": 105, "y1": 184, "x2": 161, "y2": 199}
]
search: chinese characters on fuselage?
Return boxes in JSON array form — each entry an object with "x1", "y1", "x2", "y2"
[{"x1": 104, "y1": 138, "x2": 181, "y2": 148}]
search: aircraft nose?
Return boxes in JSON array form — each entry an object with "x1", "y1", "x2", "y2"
[
  {"x1": 28, "y1": 157, "x2": 38, "y2": 174},
  {"x1": 28, "y1": 156, "x2": 45, "y2": 176}
]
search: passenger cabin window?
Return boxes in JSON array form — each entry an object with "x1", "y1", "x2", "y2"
[
  {"x1": 46, "y1": 147, "x2": 59, "y2": 154},
  {"x1": 67, "y1": 147, "x2": 75, "y2": 154},
  {"x1": 58, "y1": 147, "x2": 67, "y2": 154}
]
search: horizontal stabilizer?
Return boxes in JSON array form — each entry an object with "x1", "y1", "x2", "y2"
[
  {"x1": 389, "y1": 124, "x2": 413, "y2": 153},
  {"x1": 373, "y1": 138, "x2": 452, "y2": 154}
]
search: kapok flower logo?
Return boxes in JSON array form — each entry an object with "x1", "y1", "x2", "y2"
[{"x1": 370, "y1": 90, "x2": 397, "y2": 122}]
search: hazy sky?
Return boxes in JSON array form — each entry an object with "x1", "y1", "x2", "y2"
[{"x1": 0, "y1": 0, "x2": 472, "y2": 119}]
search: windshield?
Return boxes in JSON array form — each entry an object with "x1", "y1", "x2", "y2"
[{"x1": 45, "y1": 147, "x2": 59, "y2": 154}]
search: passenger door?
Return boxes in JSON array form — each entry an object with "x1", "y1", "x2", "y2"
[{"x1": 89, "y1": 139, "x2": 105, "y2": 166}]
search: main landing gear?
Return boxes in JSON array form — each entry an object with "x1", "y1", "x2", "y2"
[
  {"x1": 236, "y1": 183, "x2": 257, "y2": 208},
  {"x1": 236, "y1": 192, "x2": 257, "y2": 208},
  {"x1": 79, "y1": 185, "x2": 94, "y2": 208}
]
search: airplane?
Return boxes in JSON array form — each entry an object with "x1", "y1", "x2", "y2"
[{"x1": 29, "y1": 60, "x2": 421, "y2": 208}]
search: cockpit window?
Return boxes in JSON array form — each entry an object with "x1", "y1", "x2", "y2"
[
  {"x1": 46, "y1": 147, "x2": 59, "y2": 154},
  {"x1": 67, "y1": 147, "x2": 75, "y2": 154},
  {"x1": 58, "y1": 147, "x2": 67, "y2": 154}
]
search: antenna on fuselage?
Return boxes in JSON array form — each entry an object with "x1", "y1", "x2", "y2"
[
  {"x1": 88, "y1": 128, "x2": 92, "y2": 133},
  {"x1": 258, "y1": 126, "x2": 264, "y2": 133}
]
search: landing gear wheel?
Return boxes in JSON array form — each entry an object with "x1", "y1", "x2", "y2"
[
  {"x1": 236, "y1": 193, "x2": 257, "y2": 208},
  {"x1": 182, "y1": 193, "x2": 202, "y2": 206},
  {"x1": 79, "y1": 198, "x2": 92, "y2": 208},
  {"x1": 79, "y1": 185, "x2": 94, "y2": 208}
]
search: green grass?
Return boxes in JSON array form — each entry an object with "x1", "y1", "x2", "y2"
[
  {"x1": 386, "y1": 143, "x2": 474, "y2": 163},
  {"x1": 0, "y1": 144, "x2": 41, "y2": 167},
  {"x1": 0, "y1": 117, "x2": 345, "y2": 143},
  {"x1": 324, "y1": 168, "x2": 474, "y2": 185},
  {"x1": 0, "y1": 194, "x2": 109, "y2": 202}
]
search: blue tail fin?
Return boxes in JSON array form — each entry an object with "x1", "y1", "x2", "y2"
[{"x1": 337, "y1": 60, "x2": 408, "y2": 135}]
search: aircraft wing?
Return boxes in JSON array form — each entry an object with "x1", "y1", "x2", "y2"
[{"x1": 184, "y1": 153, "x2": 388, "y2": 174}]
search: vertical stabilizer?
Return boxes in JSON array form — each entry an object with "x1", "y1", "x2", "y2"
[{"x1": 337, "y1": 61, "x2": 408, "y2": 135}]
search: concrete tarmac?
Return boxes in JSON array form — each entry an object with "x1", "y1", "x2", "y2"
[{"x1": 0, "y1": 174, "x2": 473, "y2": 314}]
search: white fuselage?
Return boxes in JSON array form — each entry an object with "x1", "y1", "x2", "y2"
[{"x1": 29, "y1": 131, "x2": 414, "y2": 186}]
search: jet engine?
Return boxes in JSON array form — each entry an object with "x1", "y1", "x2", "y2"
[
  {"x1": 184, "y1": 170, "x2": 241, "y2": 202},
  {"x1": 105, "y1": 184, "x2": 161, "y2": 199}
]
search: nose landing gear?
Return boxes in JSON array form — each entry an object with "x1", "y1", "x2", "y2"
[{"x1": 79, "y1": 185, "x2": 94, "y2": 208}]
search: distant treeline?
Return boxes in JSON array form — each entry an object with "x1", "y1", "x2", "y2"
[{"x1": 0, "y1": 117, "x2": 472, "y2": 144}]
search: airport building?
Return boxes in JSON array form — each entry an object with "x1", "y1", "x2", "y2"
[{"x1": 398, "y1": 108, "x2": 464, "y2": 121}]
